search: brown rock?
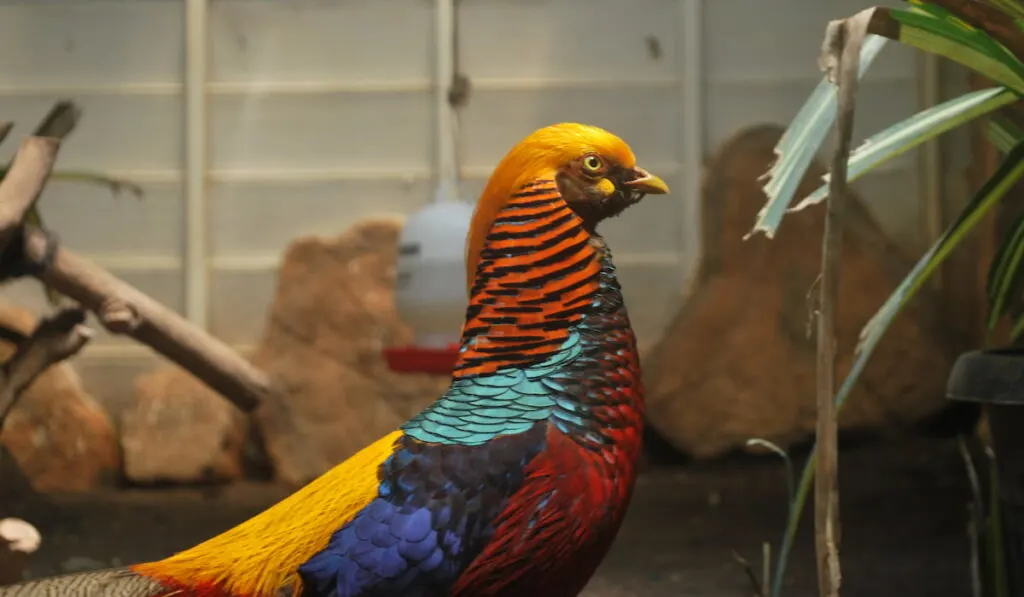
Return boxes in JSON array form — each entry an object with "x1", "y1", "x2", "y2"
[
  {"x1": 0, "y1": 304, "x2": 119, "y2": 492},
  {"x1": 643, "y1": 124, "x2": 962, "y2": 458},
  {"x1": 252, "y1": 217, "x2": 450, "y2": 485},
  {"x1": 121, "y1": 366, "x2": 246, "y2": 484}
]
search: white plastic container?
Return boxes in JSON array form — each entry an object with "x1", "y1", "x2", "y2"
[{"x1": 394, "y1": 187, "x2": 475, "y2": 350}]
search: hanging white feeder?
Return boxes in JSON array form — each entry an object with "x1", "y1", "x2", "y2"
[
  {"x1": 384, "y1": 182, "x2": 473, "y2": 374},
  {"x1": 385, "y1": 0, "x2": 471, "y2": 375}
]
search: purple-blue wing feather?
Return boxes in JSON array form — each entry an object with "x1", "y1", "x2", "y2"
[{"x1": 297, "y1": 429, "x2": 546, "y2": 597}]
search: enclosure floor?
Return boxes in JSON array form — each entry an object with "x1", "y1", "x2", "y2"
[{"x1": 5, "y1": 434, "x2": 971, "y2": 597}]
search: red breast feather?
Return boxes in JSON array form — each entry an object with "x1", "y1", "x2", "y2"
[{"x1": 450, "y1": 422, "x2": 642, "y2": 597}]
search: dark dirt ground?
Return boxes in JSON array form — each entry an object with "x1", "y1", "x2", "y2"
[{"x1": 2, "y1": 433, "x2": 974, "y2": 597}]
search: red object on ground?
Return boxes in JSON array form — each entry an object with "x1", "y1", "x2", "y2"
[{"x1": 383, "y1": 344, "x2": 460, "y2": 375}]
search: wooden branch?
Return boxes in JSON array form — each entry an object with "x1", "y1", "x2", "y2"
[
  {"x1": 812, "y1": 10, "x2": 873, "y2": 597},
  {"x1": 0, "y1": 124, "x2": 13, "y2": 149},
  {"x1": 0, "y1": 121, "x2": 267, "y2": 414},
  {"x1": 0, "y1": 307, "x2": 91, "y2": 431},
  {"x1": 21, "y1": 227, "x2": 268, "y2": 411},
  {"x1": 31, "y1": 101, "x2": 80, "y2": 141},
  {"x1": 0, "y1": 326, "x2": 26, "y2": 347},
  {"x1": 0, "y1": 138, "x2": 58, "y2": 258}
]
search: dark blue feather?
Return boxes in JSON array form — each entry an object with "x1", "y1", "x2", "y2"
[{"x1": 297, "y1": 428, "x2": 546, "y2": 597}]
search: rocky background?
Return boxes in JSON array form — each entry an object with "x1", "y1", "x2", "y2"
[{"x1": 0, "y1": 124, "x2": 971, "y2": 494}]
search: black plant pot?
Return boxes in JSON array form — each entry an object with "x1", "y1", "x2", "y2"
[{"x1": 948, "y1": 348, "x2": 1024, "y2": 595}]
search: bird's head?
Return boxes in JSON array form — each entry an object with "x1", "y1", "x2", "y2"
[{"x1": 466, "y1": 122, "x2": 669, "y2": 287}]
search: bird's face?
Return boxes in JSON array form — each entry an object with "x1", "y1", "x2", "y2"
[
  {"x1": 465, "y1": 123, "x2": 670, "y2": 290},
  {"x1": 555, "y1": 151, "x2": 669, "y2": 229}
]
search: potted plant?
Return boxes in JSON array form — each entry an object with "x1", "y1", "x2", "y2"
[{"x1": 751, "y1": 2, "x2": 1024, "y2": 595}]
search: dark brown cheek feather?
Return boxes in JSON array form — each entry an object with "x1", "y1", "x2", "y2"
[{"x1": 556, "y1": 168, "x2": 636, "y2": 229}]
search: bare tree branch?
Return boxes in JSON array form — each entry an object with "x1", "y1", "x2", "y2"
[
  {"x1": 0, "y1": 138, "x2": 58, "y2": 257},
  {"x1": 0, "y1": 307, "x2": 92, "y2": 431},
  {"x1": 0, "y1": 117, "x2": 267, "y2": 416},
  {"x1": 812, "y1": 9, "x2": 873, "y2": 597},
  {"x1": 21, "y1": 227, "x2": 268, "y2": 412},
  {"x1": 0, "y1": 124, "x2": 13, "y2": 149},
  {"x1": 0, "y1": 327, "x2": 26, "y2": 347},
  {"x1": 31, "y1": 101, "x2": 80, "y2": 141}
]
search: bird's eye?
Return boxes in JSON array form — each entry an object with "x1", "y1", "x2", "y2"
[{"x1": 581, "y1": 155, "x2": 604, "y2": 174}]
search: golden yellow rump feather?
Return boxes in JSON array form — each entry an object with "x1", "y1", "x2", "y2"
[{"x1": 132, "y1": 431, "x2": 404, "y2": 597}]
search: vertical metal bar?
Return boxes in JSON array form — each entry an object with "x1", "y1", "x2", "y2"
[
  {"x1": 434, "y1": 0, "x2": 457, "y2": 201},
  {"x1": 679, "y1": 0, "x2": 704, "y2": 288},
  {"x1": 184, "y1": 0, "x2": 209, "y2": 328}
]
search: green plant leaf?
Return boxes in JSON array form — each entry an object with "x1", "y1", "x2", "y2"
[
  {"x1": 987, "y1": 113, "x2": 1024, "y2": 152},
  {"x1": 986, "y1": 0, "x2": 1024, "y2": 24},
  {"x1": 987, "y1": 207, "x2": 1024, "y2": 329},
  {"x1": 984, "y1": 114, "x2": 1024, "y2": 331},
  {"x1": 760, "y1": 4, "x2": 1024, "y2": 595},
  {"x1": 989, "y1": 449, "x2": 1010, "y2": 597},
  {"x1": 791, "y1": 86, "x2": 1016, "y2": 212},
  {"x1": 884, "y1": 4, "x2": 1024, "y2": 93},
  {"x1": 753, "y1": 2, "x2": 1024, "y2": 240},
  {"x1": 888, "y1": 3, "x2": 1024, "y2": 90},
  {"x1": 771, "y1": 138, "x2": 1024, "y2": 597},
  {"x1": 749, "y1": 34, "x2": 889, "y2": 239},
  {"x1": 1010, "y1": 309, "x2": 1024, "y2": 339}
]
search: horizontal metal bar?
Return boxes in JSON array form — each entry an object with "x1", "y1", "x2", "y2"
[
  {"x1": 89, "y1": 158, "x2": 917, "y2": 186},
  {"x1": 708, "y1": 72, "x2": 915, "y2": 87},
  {"x1": 0, "y1": 76, "x2": 680, "y2": 97},
  {"x1": 0, "y1": 73, "x2": 915, "y2": 97}
]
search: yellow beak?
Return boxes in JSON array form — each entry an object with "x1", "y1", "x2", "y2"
[{"x1": 624, "y1": 166, "x2": 669, "y2": 195}]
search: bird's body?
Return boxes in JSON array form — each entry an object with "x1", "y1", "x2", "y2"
[{"x1": 0, "y1": 123, "x2": 668, "y2": 597}]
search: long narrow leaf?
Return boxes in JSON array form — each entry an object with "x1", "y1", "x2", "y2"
[
  {"x1": 987, "y1": 208, "x2": 1024, "y2": 325},
  {"x1": 990, "y1": 450, "x2": 1010, "y2": 597},
  {"x1": 1010, "y1": 308, "x2": 1024, "y2": 339},
  {"x1": 791, "y1": 86, "x2": 1016, "y2": 212},
  {"x1": 884, "y1": 4, "x2": 1024, "y2": 93},
  {"x1": 987, "y1": 0, "x2": 1024, "y2": 24},
  {"x1": 753, "y1": 3, "x2": 1024, "y2": 241},
  {"x1": 748, "y1": 35, "x2": 888, "y2": 239},
  {"x1": 987, "y1": 114, "x2": 1024, "y2": 152},
  {"x1": 857, "y1": 139, "x2": 1024, "y2": 372},
  {"x1": 773, "y1": 138, "x2": 1024, "y2": 597},
  {"x1": 984, "y1": 115, "x2": 1024, "y2": 329}
]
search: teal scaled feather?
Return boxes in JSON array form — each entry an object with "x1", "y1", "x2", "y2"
[{"x1": 402, "y1": 332, "x2": 584, "y2": 446}]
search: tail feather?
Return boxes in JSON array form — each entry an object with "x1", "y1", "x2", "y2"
[{"x1": 0, "y1": 568, "x2": 165, "y2": 597}]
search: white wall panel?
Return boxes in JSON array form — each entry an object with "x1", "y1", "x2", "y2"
[
  {"x1": 208, "y1": 91, "x2": 432, "y2": 172},
  {"x1": 209, "y1": 0, "x2": 433, "y2": 84},
  {"x1": 210, "y1": 179, "x2": 429, "y2": 259},
  {"x1": 41, "y1": 180, "x2": 183, "y2": 257},
  {"x1": 705, "y1": 0, "x2": 917, "y2": 81},
  {"x1": 0, "y1": 2, "x2": 183, "y2": 86},
  {"x1": 0, "y1": 0, "x2": 929, "y2": 411},
  {"x1": 459, "y1": 0, "x2": 679, "y2": 80}
]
